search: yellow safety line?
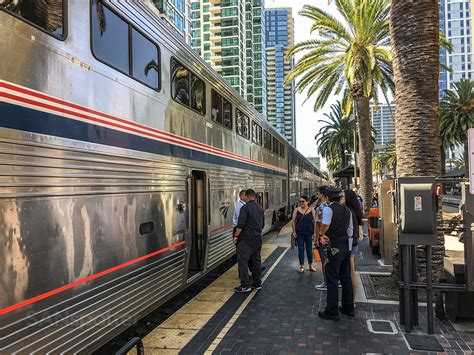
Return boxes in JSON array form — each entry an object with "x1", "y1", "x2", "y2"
[{"x1": 205, "y1": 246, "x2": 290, "y2": 354}]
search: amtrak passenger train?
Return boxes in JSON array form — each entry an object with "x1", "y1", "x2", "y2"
[{"x1": 0, "y1": 1, "x2": 329, "y2": 352}]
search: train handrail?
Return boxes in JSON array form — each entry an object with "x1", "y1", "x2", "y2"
[{"x1": 115, "y1": 337, "x2": 144, "y2": 355}]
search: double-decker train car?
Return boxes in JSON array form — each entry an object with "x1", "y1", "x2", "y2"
[{"x1": 0, "y1": 1, "x2": 328, "y2": 352}]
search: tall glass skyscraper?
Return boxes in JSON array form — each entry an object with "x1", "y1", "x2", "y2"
[
  {"x1": 264, "y1": 7, "x2": 296, "y2": 146},
  {"x1": 152, "y1": 0, "x2": 191, "y2": 44},
  {"x1": 370, "y1": 103, "x2": 396, "y2": 148},
  {"x1": 439, "y1": 0, "x2": 473, "y2": 96},
  {"x1": 189, "y1": 0, "x2": 266, "y2": 112}
]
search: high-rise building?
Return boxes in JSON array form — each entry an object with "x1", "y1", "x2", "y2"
[
  {"x1": 190, "y1": 0, "x2": 265, "y2": 111},
  {"x1": 265, "y1": 7, "x2": 296, "y2": 146},
  {"x1": 152, "y1": 0, "x2": 191, "y2": 44},
  {"x1": 252, "y1": 0, "x2": 267, "y2": 115},
  {"x1": 370, "y1": 103, "x2": 396, "y2": 148},
  {"x1": 306, "y1": 156, "x2": 321, "y2": 170},
  {"x1": 439, "y1": 0, "x2": 473, "y2": 97}
]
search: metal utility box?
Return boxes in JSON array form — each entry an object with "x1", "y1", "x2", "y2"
[
  {"x1": 379, "y1": 180, "x2": 398, "y2": 265},
  {"x1": 397, "y1": 177, "x2": 437, "y2": 245}
]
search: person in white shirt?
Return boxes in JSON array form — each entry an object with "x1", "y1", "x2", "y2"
[{"x1": 233, "y1": 190, "x2": 246, "y2": 231}]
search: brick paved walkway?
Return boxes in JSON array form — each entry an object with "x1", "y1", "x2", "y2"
[{"x1": 210, "y1": 244, "x2": 474, "y2": 354}]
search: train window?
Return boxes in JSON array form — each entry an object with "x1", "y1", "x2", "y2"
[
  {"x1": 236, "y1": 109, "x2": 250, "y2": 139},
  {"x1": 1, "y1": 0, "x2": 65, "y2": 39},
  {"x1": 211, "y1": 90, "x2": 223, "y2": 124},
  {"x1": 263, "y1": 130, "x2": 272, "y2": 150},
  {"x1": 191, "y1": 74, "x2": 206, "y2": 115},
  {"x1": 211, "y1": 90, "x2": 232, "y2": 129},
  {"x1": 279, "y1": 142, "x2": 285, "y2": 157},
  {"x1": 264, "y1": 192, "x2": 269, "y2": 209},
  {"x1": 256, "y1": 192, "x2": 263, "y2": 207},
  {"x1": 223, "y1": 97, "x2": 232, "y2": 129},
  {"x1": 132, "y1": 29, "x2": 160, "y2": 90},
  {"x1": 92, "y1": 1, "x2": 130, "y2": 73},
  {"x1": 272, "y1": 137, "x2": 279, "y2": 155},
  {"x1": 171, "y1": 59, "x2": 190, "y2": 106},
  {"x1": 252, "y1": 121, "x2": 262, "y2": 145},
  {"x1": 282, "y1": 179, "x2": 287, "y2": 202}
]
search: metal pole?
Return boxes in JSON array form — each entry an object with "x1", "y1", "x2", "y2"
[
  {"x1": 402, "y1": 244, "x2": 412, "y2": 333},
  {"x1": 399, "y1": 242, "x2": 405, "y2": 326},
  {"x1": 426, "y1": 245, "x2": 434, "y2": 334}
]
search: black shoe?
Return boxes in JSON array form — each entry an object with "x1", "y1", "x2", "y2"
[
  {"x1": 261, "y1": 266, "x2": 266, "y2": 272},
  {"x1": 318, "y1": 311, "x2": 340, "y2": 321},
  {"x1": 234, "y1": 286, "x2": 252, "y2": 293},
  {"x1": 339, "y1": 308, "x2": 355, "y2": 317},
  {"x1": 251, "y1": 283, "x2": 262, "y2": 290}
]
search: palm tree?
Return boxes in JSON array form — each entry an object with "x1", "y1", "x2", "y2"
[
  {"x1": 315, "y1": 101, "x2": 356, "y2": 170},
  {"x1": 440, "y1": 79, "x2": 474, "y2": 171},
  {"x1": 390, "y1": 0, "x2": 443, "y2": 281},
  {"x1": 373, "y1": 141, "x2": 396, "y2": 179},
  {"x1": 285, "y1": 0, "x2": 394, "y2": 215}
]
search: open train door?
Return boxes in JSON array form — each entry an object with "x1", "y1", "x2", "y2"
[{"x1": 187, "y1": 170, "x2": 208, "y2": 280}]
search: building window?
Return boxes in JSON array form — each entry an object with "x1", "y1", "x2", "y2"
[
  {"x1": 252, "y1": 121, "x2": 262, "y2": 145},
  {"x1": 236, "y1": 109, "x2": 250, "y2": 139},
  {"x1": 263, "y1": 130, "x2": 271, "y2": 150},
  {"x1": 279, "y1": 142, "x2": 285, "y2": 157}
]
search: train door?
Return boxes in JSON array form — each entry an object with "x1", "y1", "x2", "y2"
[{"x1": 187, "y1": 171, "x2": 208, "y2": 279}]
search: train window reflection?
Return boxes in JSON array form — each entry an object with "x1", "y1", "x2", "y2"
[
  {"x1": 279, "y1": 142, "x2": 285, "y2": 157},
  {"x1": 1, "y1": 0, "x2": 65, "y2": 38},
  {"x1": 172, "y1": 59, "x2": 190, "y2": 106},
  {"x1": 223, "y1": 98, "x2": 232, "y2": 129},
  {"x1": 132, "y1": 29, "x2": 159, "y2": 90},
  {"x1": 263, "y1": 130, "x2": 271, "y2": 150},
  {"x1": 211, "y1": 90, "x2": 223, "y2": 124},
  {"x1": 272, "y1": 137, "x2": 279, "y2": 155},
  {"x1": 236, "y1": 109, "x2": 250, "y2": 139},
  {"x1": 92, "y1": 1, "x2": 129, "y2": 74},
  {"x1": 252, "y1": 121, "x2": 262, "y2": 146},
  {"x1": 191, "y1": 74, "x2": 206, "y2": 115}
]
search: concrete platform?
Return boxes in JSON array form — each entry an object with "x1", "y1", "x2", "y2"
[{"x1": 137, "y1": 225, "x2": 474, "y2": 354}]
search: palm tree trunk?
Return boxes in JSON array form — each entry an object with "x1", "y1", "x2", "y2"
[
  {"x1": 390, "y1": 0, "x2": 443, "y2": 281},
  {"x1": 353, "y1": 96, "x2": 373, "y2": 216},
  {"x1": 440, "y1": 146, "x2": 446, "y2": 176}
]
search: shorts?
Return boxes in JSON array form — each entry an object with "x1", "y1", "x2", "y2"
[{"x1": 351, "y1": 244, "x2": 359, "y2": 256}]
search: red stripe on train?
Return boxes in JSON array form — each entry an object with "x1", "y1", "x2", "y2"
[{"x1": 0, "y1": 241, "x2": 186, "y2": 316}]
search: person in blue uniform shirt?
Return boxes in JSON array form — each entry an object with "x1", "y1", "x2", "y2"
[{"x1": 318, "y1": 186, "x2": 355, "y2": 320}]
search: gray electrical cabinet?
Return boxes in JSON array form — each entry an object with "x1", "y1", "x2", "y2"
[{"x1": 397, "y1": 176, "x2": 437, "y2": 245}]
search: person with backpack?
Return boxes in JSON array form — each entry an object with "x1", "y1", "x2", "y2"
[{"x1": 291, "y1": 195, "x2": 317, "y2": 273}]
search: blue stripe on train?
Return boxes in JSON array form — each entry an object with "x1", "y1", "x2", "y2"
[{"x1": 0, "y1": 102, "x2": 287, "y2": 176}]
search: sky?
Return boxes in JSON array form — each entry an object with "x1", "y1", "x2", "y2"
[{"x1": 266, "y1": 0, "x2": 340, "y2": 170}]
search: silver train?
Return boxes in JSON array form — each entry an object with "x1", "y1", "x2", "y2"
[{"x1": 0, "y1": 1, "x2": 329, "y2": 352}]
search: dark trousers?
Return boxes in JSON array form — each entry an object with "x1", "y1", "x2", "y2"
[
  {"x1": 296, "y1": 233, "x2": 313, "y2": 266},
  {"x1": 237, "y1": 240, "x2": 262, "y2": 288},
  {"x1": 325, "y1": 247, "x2": 353, "y2": 316},
  {"x1": 234, "y1": 227, "x2": 253, "y2": 275}
]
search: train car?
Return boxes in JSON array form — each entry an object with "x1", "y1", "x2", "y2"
[{"x1": 0, "y1": 1, "x2": 326, "y2": 352}]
